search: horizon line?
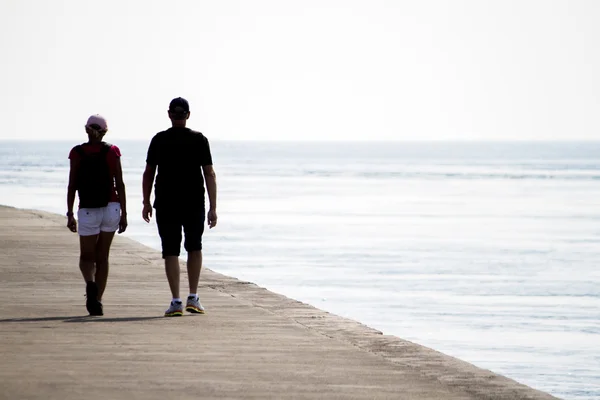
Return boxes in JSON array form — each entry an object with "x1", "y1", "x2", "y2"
[{"x1": 1, "y1": 138, "x2": 600, "y2": 143}]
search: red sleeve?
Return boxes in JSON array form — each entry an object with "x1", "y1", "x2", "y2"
[
  {"x1": 107, "y1": 145, "x2": 121, "y2": 172},
  {"x1": 110, "y1": 145, "x2": 122, "y2": 158},
  {"x1": 68, "y1": 146, "x2": 79, "y2": 161}
]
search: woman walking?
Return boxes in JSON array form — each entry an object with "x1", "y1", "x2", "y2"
[{"x1": 66, "y1": 115, "x2": 127, "y2": 315}]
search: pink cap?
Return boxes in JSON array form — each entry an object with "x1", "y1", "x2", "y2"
[{"x1": 86, "y1": 114, "x2": 108, "y2": 130}]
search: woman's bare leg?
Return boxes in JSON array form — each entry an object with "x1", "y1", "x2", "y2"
[{"x1": 95, "y1": 231, "x2": 116, "y2": 301}]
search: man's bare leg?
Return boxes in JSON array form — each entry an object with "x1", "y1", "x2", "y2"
[
  {"x1": 164, "y1": 256, "x2": 180, "y2": 298},
  {"x1": 187, "y1": 250, "x2": 202, "y2": 294},
  {"x1": 95, "y1": 231, "x2": 116, "y2": 301},
  {"x1": 184, "y1": 250, "x2": 204, "y2": 313}
]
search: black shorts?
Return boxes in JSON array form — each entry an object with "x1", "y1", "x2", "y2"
[{"x1": 155, "y1": 207, "x2": 205, "y2": 258}]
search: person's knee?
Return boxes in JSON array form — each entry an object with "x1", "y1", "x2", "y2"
[
  {"x1": 187, "y1": 250, "x2": 202, "y2": 260},
  {"x1": 183, "y1": 237, "x2": 203, "y2": 253},
  {"x1": 80, "y1": 251, "x2": 95, "y2": 263},
  {"x1": 164, "y1": 255, "x2": 180, "y2": 269},
  {"x1": 161, "y1": 246, "x2": 181, "y2": 259},
  {"x1": 95, "y1": 251, "x2": 109, "y2": 265},
  {"x1": 160, "y1": 236, "x2": 182, "y2": 259}
]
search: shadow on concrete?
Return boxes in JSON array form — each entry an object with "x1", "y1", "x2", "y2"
[
  {"x1": 65, "y1": 316, "x2": 165, "y2": 323},
  {"x1": 0, "y1": 316, "x2": 164, "y2": 323}
]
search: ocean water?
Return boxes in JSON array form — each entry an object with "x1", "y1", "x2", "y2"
[{"x1": 1, "y1": 140, "x2": 599, "y2": 399}]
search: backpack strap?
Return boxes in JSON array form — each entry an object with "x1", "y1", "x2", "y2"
[
  {"x1": 99, "y1": 142, "x2": 112, "y2": 156},
  {"x1": 74, "y1": 144, "x2": 86, "y2": 158}
]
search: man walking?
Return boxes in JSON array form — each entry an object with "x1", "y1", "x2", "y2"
[{"x1": 142, "y1": 97, "x2": 217, "y2": 317}]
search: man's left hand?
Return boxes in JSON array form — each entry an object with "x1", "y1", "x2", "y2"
[{"x1": 207, "y1": 209, "x2": 218, "y2": 229}]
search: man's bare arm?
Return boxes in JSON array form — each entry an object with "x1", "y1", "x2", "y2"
[
  {"x1": 202, "y1": 165, "x2": 217, "y2": 211},
  {"x1": 142, "y1": 163, "x2": 156, "y2": 223},
  {"x1": 142, "y1": 163, "x2": 156, "y2": 206},
  {"x1": 203, "y1": 165, "x2": 218, "y2": 228}
]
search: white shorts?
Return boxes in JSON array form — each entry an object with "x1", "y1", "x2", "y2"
[{"x1": 78, "y1": 202, "x2": 121, "y2": 236}]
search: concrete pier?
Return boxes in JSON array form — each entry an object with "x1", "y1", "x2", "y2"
[{"x1": 0, "y1": 206, "x2": 558, "y2": 399}]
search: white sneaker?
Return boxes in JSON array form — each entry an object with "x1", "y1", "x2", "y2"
[
  {"x1": 164, "y1": 301, "x2": 183, "y2": 317},
  {"x1": 185, "y1": 296, "x2": 205, "y2": 314}
]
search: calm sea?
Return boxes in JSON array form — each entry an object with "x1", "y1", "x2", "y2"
[{"x1": 1, "y1": 140, "x2": 599, "y2": 399}]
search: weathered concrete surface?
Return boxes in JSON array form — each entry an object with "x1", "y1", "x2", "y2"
[{"x1": 0, "y1": 206, "x2": 559, "y2": 400}]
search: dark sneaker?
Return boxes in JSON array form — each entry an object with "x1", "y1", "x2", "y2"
[
  {"x1": 95, "y1": 301, "x2": 104, "y2": 316},
  {"x1": 85, "y1": 281, "x2": 103, "y2": 316}
]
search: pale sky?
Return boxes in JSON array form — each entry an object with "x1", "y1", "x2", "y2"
[{"x1": 0, "y1": 0, "x2": 599, "y2": 141}]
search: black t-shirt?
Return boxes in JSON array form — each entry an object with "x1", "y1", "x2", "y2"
[{"x1": 146, "y1": 127, "x2": 213, "y2": 209}]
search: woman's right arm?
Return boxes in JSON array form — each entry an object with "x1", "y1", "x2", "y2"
[{"x1": 67, "y1": 157, "x2": 78, "y2": 232}]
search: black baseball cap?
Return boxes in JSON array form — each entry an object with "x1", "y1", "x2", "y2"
[{"x1": 169, "y1": 97, "x2": 190, "y2": 115}]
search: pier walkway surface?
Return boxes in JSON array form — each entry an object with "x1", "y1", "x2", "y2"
[{"x1": 0, "y1": 206, "x2": 558, "y2": 400}]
